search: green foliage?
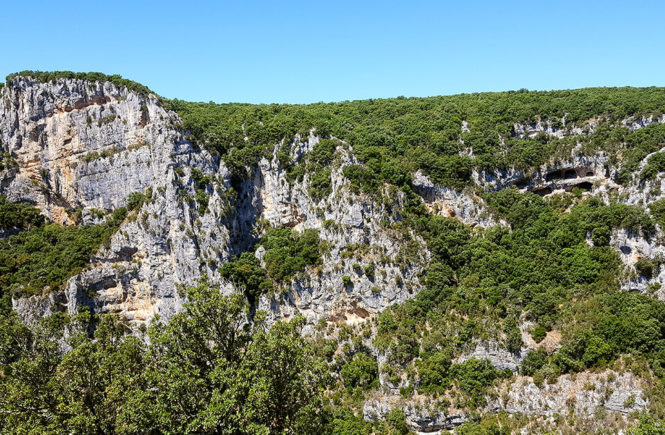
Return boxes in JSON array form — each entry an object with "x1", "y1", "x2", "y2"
[
  {"x1": 385, "y1": 409, "x2": 409, "y2": 434},
  {"x1": 219, "y1": 252, "x2": 272, "y2": 303},
  {"x1": 641, "y1": 152, "x2": 665, "y2": 181},
  {"x1": 617, "y1": 124, "x2": 665, "y2": 184},
  {"x1": 126, "y1": 191, "x2": 148, "y2": 211},
  {"x1": 326, "y1": 409, "x2": 372, "y2": 434},
  {"x1": 167, "y1": 87, "x2": 665, "y2": 195},
  {"x1": 417, "y1": 348, "x2": 453, "y2": 393},
  {"x1": 650, "y1": 199, "x2": 665, "y2": 228},
  {"x1": 450, "y1": 359, "x2": 506, "y2": 406},
  {"x1": 188, "y1": 168, "x2": 212, "y2": 213},
  {"x1": 0, "y1": 195, "x2": 44, "y2": 230},
  {"x1": 0, "y1": 207, "x2": 127, "y2": 298},
  {"x1": 220, "y1": 227, "x2": 321, "y2": 303},
  {"x1": 630, "y1": 415, "x2": 665, "y2": 434},
  {"x1": 261, "y1": 227, "x2": 321, "y2": 282},
  {"x1": 456, "y1": 414, "x2": 511, "y2": 435},
  {"x1": 0, "y1": 285, "x2": 328, "y2": 433},
  {"x1": 635, "y1": 257, "x2": 656, "y2": 279},
  {"x1": 83, "y1": 146, "x2": 123, "y2": 163},
  {"x1": 6, "y1": 70, "x2": 154, "y2": 96},
  {"x1": 551, "y1": 291, "x2": 665, "y2": 374},
  {"x1": 521, "y1": 349, "x2": 548, "y2": 376},
  {"x1": 97, "y1": 114, "x2": 118, "y2": 127},
  {"x1": 340, "y1": 353, "x2": 379, "y2": 390},
  {"x1": 504, "y1": 317, "x2": 523, "y2": 353},
  {"x1": 309, "y1": 167, "x2": 332, "y2": 201},
  {"x1": 532, "y1": 325, "x2": 548, "y2": 343}
]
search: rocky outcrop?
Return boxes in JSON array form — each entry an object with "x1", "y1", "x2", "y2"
[
  {"x1": 493, "y1": 370, "x2": 647, "y2": 416},
  {"x1": 1, "y1": 76, "x2": 432, "y2": 328},
  {"x1": 473, "y1": 153, "x2": 614, "y2": 196},
  {"x1": 455, "y1": 341, "x2": 524, "y2": 371},
  {"x1": 2, "y1": 75, "x2": 234, "y2": 324},
  {"x1": 412, "y1": 170, "x2": 497, "y2": 228},
  {"x1": 363, "y1": 395, "x2": 469, "y2": 433},
  {"x1": 363, "y1": 369, "x2": 646, "y2": 433},
  {"x1": 253, "y1": 140, "x2": 430, "y2": 327}
]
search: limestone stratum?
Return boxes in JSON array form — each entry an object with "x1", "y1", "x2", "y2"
[{"x1": 2, "y1": 71, "x2": 665, "y2": 433}]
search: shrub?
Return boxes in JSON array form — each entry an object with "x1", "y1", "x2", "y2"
[
  {"x1": 0, "y1": 195, "x2": 44, "y2": 230},
  {"x1": 7, "y1": 70, "x2": 155, "y2": 96},
  {"x1": 0, "y1": 206, "x2": 126, "y2": 297},
  {"x1": 340, "y1": 353, "x2": 378, "y2": 390},
  {"x1": 417, "y1": 349, "x2": 453, "y2": 393},
  {"x1": 385, "y1": 409, "x2": 409, "y2": 435},
  {"x1": 126, "y1": 192, "x2": 147, "y2": 211},
  {"x1": 521, "y1": 349, "x2": 548, "y2": 376},
  {"x1": 635, "y1": 257, "x2": 656, "y2": 279},
  {"x1": 450, "y1": 359, "x2": 504, "y2": 406},
  {"x1": 532, "y1": 325, "x2": 548, "y2": 343}
]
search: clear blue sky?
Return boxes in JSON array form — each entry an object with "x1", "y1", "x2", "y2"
[{"x1": 2, "y1": 0, "x2": 664, "y2": 104}]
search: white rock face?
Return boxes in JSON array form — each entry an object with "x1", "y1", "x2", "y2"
[
  {"x1": 254, "y1": 144, "x2": 431, "y2": 326},
  {"x1": 363, "y1": 394, "x2": 469, "y2": 433},
  {"x1": 494, "y1": 370, "x2": 647, "y2": 416},
  {"x1": 412, "y1": 170, "x2": 497, "y2": 228},
  {"x1": 0, "y1": 77, "x2": 444, "y2": 327},
  {"x1": 363, "y1": 369, "x2": 646, "y2": 433},
  {"x1": 1, "y1": 76, "x2": 229, "y2": 324},
  {"x1": 455, "y1": 341, "x2": 524, "y2": 371}
]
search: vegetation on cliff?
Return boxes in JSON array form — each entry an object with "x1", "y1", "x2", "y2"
[
  {"x1": 0, "y1": 200, "x2": 128, "y2": 307},
  {"x1": 220, "y1": 227, "x2": 322, "y2": 304},
  {"x1": 5, "y1": 71, "x2": 154, "y2": 96},
  {"x1": 168, "y1": 87, "x2": 665, "y2": 191}
]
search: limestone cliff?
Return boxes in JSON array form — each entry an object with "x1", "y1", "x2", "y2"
[{"x1": 0, "y1": 76, "x2": 439, "y2": 328}]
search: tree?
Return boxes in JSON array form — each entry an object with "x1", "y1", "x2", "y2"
[
  {"x1": 341, "y1": 353, "x2": 379, "y2": 390},
  {"x1": 0, "y1": 285, "x2": 328, "y2": 433}
]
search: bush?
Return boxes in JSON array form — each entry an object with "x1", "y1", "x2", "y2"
[
  {"x1": 261, "y1": 228, "x2": 321, "y2": 283},
  {"x1": 7, "y1": 70, "x2": 154, "y2": 96},
  {"x1": 0, "y1": 195, "x2": 44, "y2": 230},
  {"x1": 219, "y1": 252, "x2": 272, "y2": 303},
  {"x1": 126, "y1": 192, "x2": 147, "y2": 211},
  {"x1": 521, "y1": 349, "x2": 548, "y2": 376},
  {"x1": 451, "y1": 359, "x2": 503, "y2": 405},
  {"x1": 417, "y1": 349, "x2": 453, "y2": 393},
  {"x1": 532, "y1": 325, "x2": 548, "y2": 343},
  {"x1": 340, "y1": 353, "x2": 378, "y2": 390},
  {"x1": 385, "y1": 409, "x2": 409, "y2": 435},
  {"x1": 635, "y1": 257, "x2": 656, "y2": 279}
]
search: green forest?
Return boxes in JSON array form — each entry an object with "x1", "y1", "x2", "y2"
[{"x1": 166, "y1": 86, "x2": 665, "y2": 191}]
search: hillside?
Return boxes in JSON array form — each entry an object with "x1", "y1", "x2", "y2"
[{"x1": 1, "y1": 71, "x2": 665, "y2": 433}]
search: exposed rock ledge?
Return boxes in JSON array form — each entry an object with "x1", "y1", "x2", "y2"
[{"x1": 364, "y1": 370, "x2": 647, "y2": 433}]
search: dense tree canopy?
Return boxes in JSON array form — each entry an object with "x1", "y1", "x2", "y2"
[
  {"x1": 0, "y1": 286, "x2": 330, "y2": 434},
  {"x1": 167, "y1": 87, "x2": 665, "y2": 191}
]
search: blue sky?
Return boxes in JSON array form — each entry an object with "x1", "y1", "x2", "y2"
[{"x1": 2, "y1": 1, "x2": 664, "y2": 104}]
